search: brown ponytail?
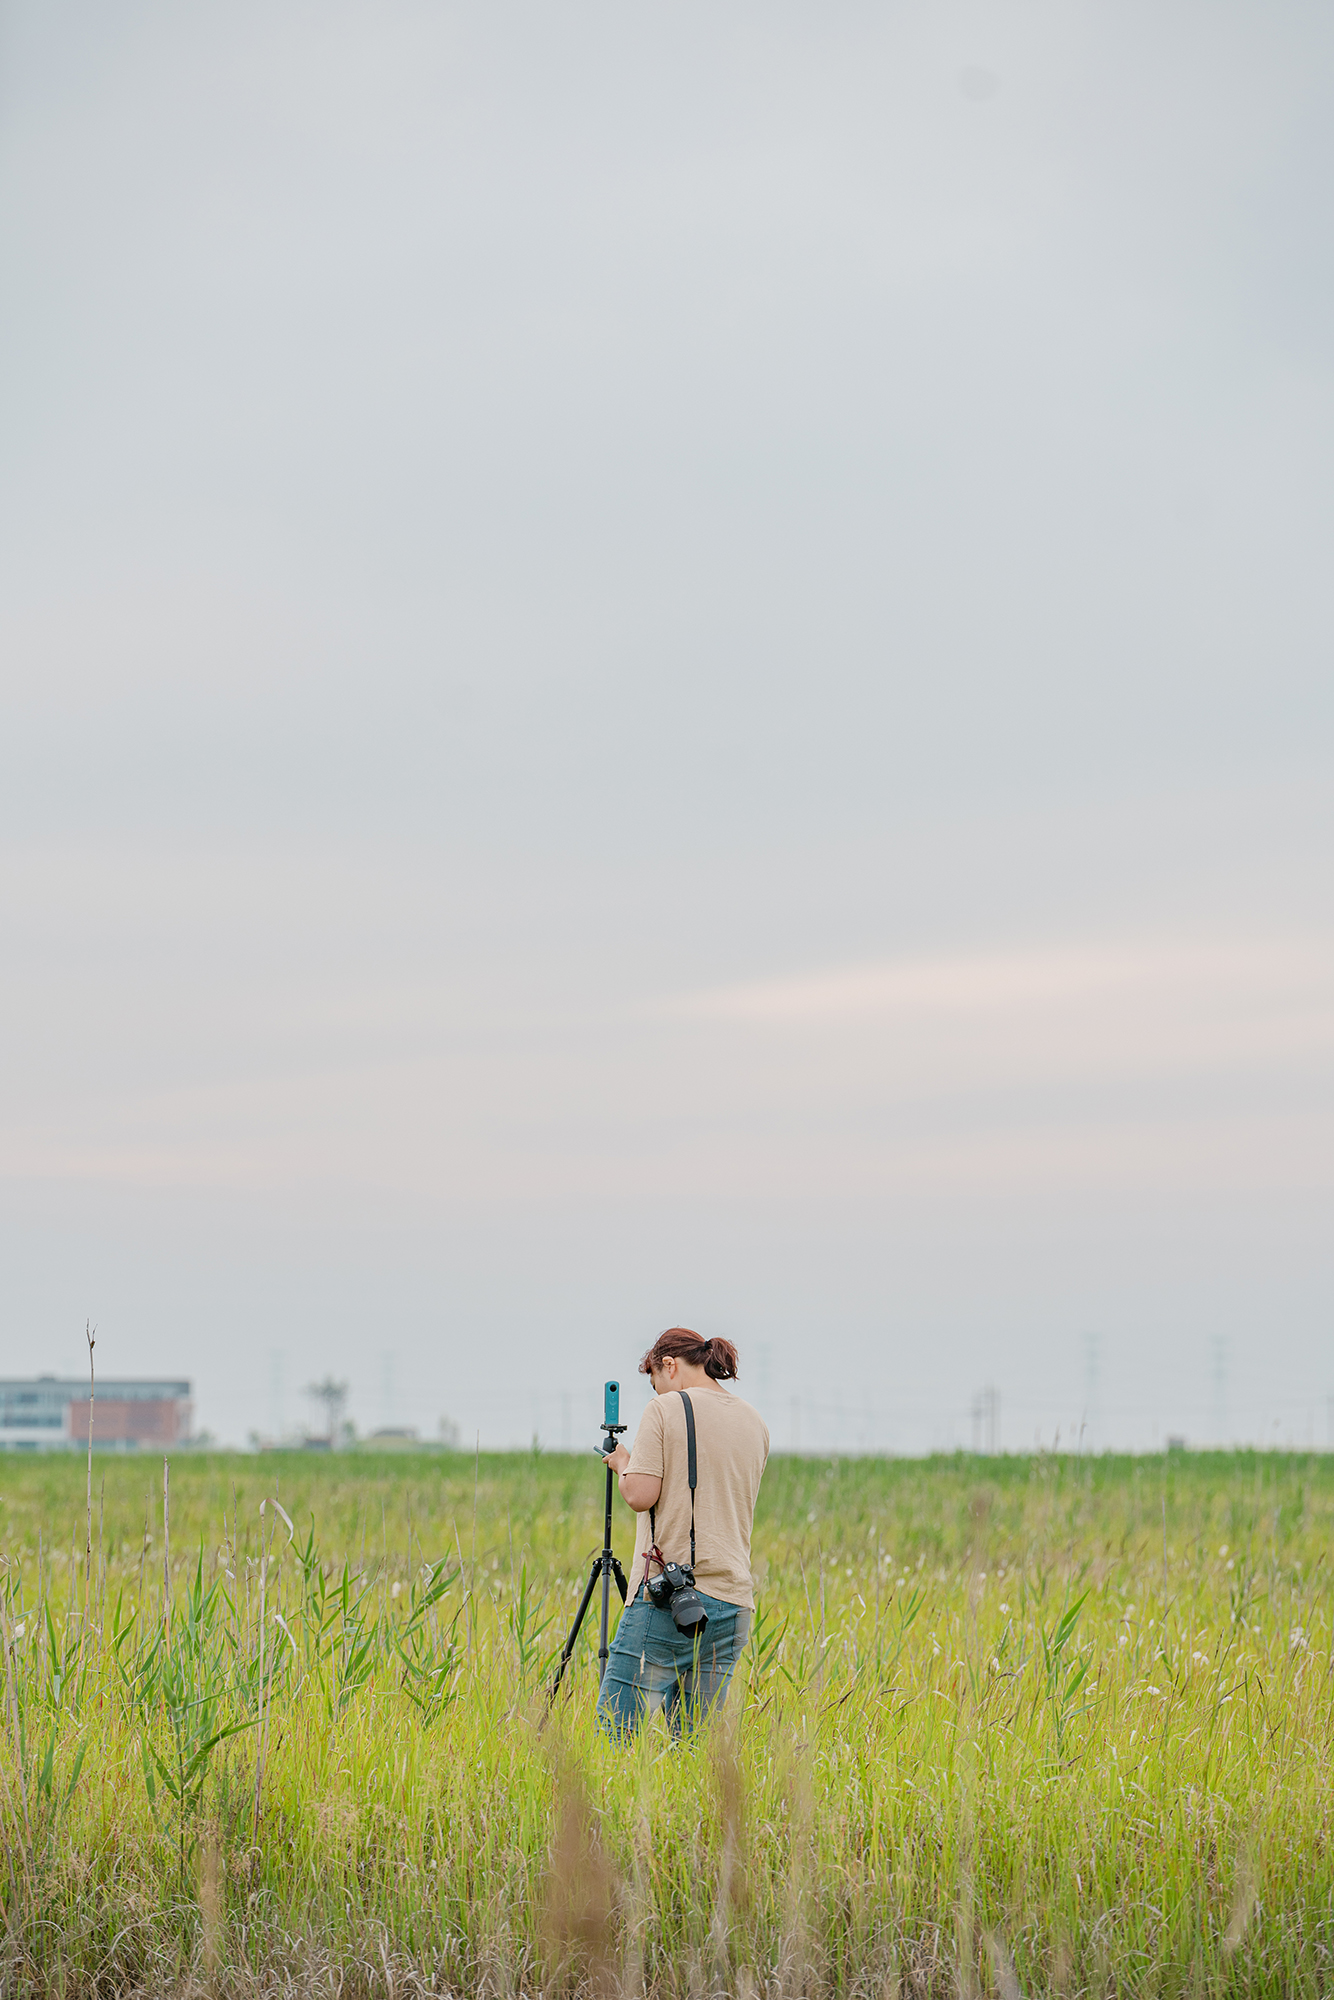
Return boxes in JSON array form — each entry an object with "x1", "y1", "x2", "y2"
[{"x1": 638, "y1": 1326, "x2": 739, "y2": 1382}]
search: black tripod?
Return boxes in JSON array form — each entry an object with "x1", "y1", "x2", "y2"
[{"x1": 550, "y1": 1420, "x2": 629, "y2": 1695}]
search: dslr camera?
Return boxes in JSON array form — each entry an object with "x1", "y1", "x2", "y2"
[{"x1": 646, "y1": 1556, "x2": 708, "y2": 1634}]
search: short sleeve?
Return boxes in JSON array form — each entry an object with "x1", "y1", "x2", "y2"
[{"x1": 626, "y1": 1397, "x2": 665, "y2": 1478}]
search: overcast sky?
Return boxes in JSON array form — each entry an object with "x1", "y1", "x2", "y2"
[{"x1": 1, "y1": 1, "x2": 1330, "y2": 1452}]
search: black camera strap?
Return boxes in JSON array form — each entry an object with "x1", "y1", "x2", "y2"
[{"x1": 648, "y1": 1389, "x2": 698, "y2": 1573}]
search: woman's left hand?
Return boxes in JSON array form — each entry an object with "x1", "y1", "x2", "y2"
[{"x1": 603, "y1": 1441, "x2": 631, "y2": 1475}]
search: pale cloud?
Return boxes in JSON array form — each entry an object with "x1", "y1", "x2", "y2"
[
  {"x1": 4, "y1": 919, "x2": 1329, "y2": 1210},
  {"x1": 676, "y1": 936, "x2": 1334, "y2": 1024}
]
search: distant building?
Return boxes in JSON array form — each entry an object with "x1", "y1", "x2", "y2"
[
  {"x1": 364, "y1": 1426, "x2": 420, "y2": 1450},
  {"x1": 0, "y1": 1376, "x2": 192, "y2": 1451}
]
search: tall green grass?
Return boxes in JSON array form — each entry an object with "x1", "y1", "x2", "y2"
[{"x1": 0, "y1": 1446, "x2": 1331, "y2": 1996}]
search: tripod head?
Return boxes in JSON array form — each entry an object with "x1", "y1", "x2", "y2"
[{"x1": 595, "y1": 1377, "x2": 626, "y2": 1457}]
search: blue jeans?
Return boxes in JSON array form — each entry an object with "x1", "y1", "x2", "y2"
[{"x1": 596, "y1": 1588, "x2": 752, "y2": 1740}]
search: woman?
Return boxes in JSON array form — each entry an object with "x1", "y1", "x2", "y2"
[{"x1": 597, "y1": 1327, "x2": 770, "y2": 1739}]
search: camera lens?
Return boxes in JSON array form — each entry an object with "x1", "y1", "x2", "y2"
[{"x1": 668, "y1": 1585, "x2": 708, "y2": 1634}]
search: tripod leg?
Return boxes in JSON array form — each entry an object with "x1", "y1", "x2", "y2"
[
  {"x1": 598, "y1": 1553, "x2": 613, "y2": 1680},
  {"x1": 611, "y1": 1556, "x2": 629, "y2": 1604},
  {"x1": 550, "y1": 1557, "x2": 602, "y2": 1697},
  {"x1": 597, "y1": 1460, "x2": 621, "y2": 1681}
]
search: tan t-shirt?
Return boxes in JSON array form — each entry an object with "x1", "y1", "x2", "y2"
[{"x1": 624, "y1": 1387, "x2": 770, "y2": 1609}]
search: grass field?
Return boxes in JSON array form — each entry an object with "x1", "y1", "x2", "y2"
[{"x1": 0, "y1": 1443, "x2": 1331, "y2": 1997}]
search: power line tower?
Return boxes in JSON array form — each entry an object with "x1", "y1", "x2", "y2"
[
  {"x1": 755, "y1": 1342, "x2": 774, "y2": 1413},
  {"x1": 270, "y1": 1348, "x2": 285, "y2": 1442},
  {"x1": 970, "y1": 1384, "x2": 1000, "y2": 1455},
  {"x1": 1083, "y1": 1332, "x2": 1101, "y2": 1453},
  {"x1": 1209, "y1": 1336, "x2": 1229, "y2": 1447},
  {"x1": 306, "y1": 1375, "x2": 349, "y2": 1447}
]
